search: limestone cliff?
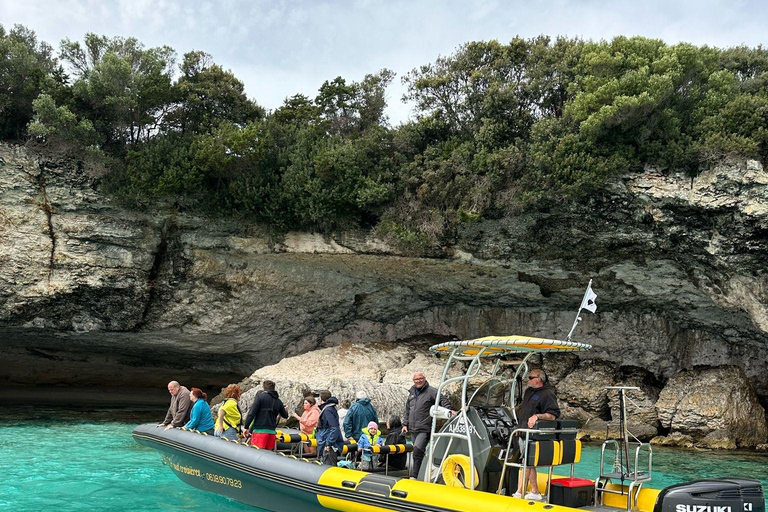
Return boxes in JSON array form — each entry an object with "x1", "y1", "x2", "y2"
[
  {"x1": 1, "y1": 141, "x2": 767, "y2": 423},
  {"x1": 223, "y1": 344, "x2": 766, "y2": 448}
]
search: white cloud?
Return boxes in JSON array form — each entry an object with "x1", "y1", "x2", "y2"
[{"x1": 3, "y1": 0, "x2": 768, "y2": 124}]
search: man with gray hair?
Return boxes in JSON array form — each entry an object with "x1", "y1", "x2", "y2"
[
  {"x1": 402, "y1": 371, "x2": 451, "y2": 479},
  {"x1": 158, "y1": 381, "x2": 191, "y2": 431}
]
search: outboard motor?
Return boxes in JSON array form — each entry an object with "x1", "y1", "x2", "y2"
[
  {"x1": 654, "y1": 478, "x2": 764, "y2": 512},
  {"x1": 722, "y1": 479, "x2": 765, "y2": 512}
]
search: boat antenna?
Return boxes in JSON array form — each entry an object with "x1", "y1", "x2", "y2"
[
  {"x1": 566, "y1": 279, "x2": 598, "y2": 341},
  {"x1": 606, "y1": 386, "x2": 640, "y2": 484}
]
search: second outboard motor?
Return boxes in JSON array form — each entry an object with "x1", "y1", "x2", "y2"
[{"x1": 654, "y1": 479, "x2": 764, "y2": 512}]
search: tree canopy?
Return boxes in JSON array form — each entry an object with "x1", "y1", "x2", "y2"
[{"x1": 4, "y1": 25, "x2": 768, "y2": 248}]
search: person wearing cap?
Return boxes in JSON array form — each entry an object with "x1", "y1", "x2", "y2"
[
  {"x1": 343, "y1": 390, "x2": 378, "y2": 443},
  {"x1": 357, "y1": 421, "x2": 384, "y2": 470}
]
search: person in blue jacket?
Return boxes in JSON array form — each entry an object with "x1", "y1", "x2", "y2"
[
  {"x1": 316, "y1": 390, "x2": 344, "y2": 464},
  {"x1": 357, "y1": 421, "x2": 384, "y2": 470},
  {"x1": 185, "y1": 387, "x2": 215, "y2": 434}
]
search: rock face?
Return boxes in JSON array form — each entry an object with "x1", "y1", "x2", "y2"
[
  {"x1": 655, "y1": 366, "x2": 768, "y2": 448},
  {"x1": 556, "y1": 361, "x2": 618, "y2": 418},
  {"x1": 216, "y1": 341, "x2": 463, "y2": 430},
  {"x1": 1, "y1": 141, "x2": 768, "y2": 442},
  {"x1": 220, "y1": 345, "x2": 767, "y2": 447}
]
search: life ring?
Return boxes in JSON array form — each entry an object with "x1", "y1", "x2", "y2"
[{"x1": 440, "y1": 454, "x2": 479, "y2": 489}]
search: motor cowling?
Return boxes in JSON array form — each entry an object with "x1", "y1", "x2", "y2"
[{"x1": 654, "y1": 478, "x2": 764, "y2": 512}]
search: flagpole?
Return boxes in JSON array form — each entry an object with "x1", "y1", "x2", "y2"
[{"x1": 566, "y1": 279, "x2": 593, "y2": 341}]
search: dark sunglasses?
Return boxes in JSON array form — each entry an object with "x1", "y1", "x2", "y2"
[{"x1": 528, "y1": 375, "x2": 540, "y2": 380}]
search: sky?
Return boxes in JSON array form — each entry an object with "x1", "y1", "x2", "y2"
[{"x1": 2, "y1": 0, "x2": 767, "y2": 125}]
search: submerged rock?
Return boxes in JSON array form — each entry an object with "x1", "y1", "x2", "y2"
[
  {"x1": 650, "y1": 432, "x2": 695, "y2": 448},
  {"x1": 696, "y1": 430, "x2": 738, "y2": 450},
  {"x1": 655, "y1": 366, "x2": 768, "y2": 448}
]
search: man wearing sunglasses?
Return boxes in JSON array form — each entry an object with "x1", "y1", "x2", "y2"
[{"x1": 512, "y1": 369, "x2": 560, "y2": 500}]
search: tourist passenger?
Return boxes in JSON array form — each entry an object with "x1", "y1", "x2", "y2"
[
  {"x1": 315, "y1": 390, "x2": 344, "y2": 465},
  {"x1": 337, "y1": 398, "x2": 351, "y2": 431},
  {"x1": 242, "y1": 380, "x2": 289, "y2": 449},
  {"x1": 290, "y1": 395, "x2": 321, "y2": 454},
  {"x1": 402, "y1": 371, "x2": 452, "y2": 479},
  {"x1": 215, "y1": 384, "x2": 242, "y2": 441},
  {"x1": 357, "y1": 421, "x2": 384, "y2": 471},
  {"x1": 379, "y1": 416, "x2": 407, "y2": 471},
  {"x1": 185, "y1": 388, "x2": 215, "y2": 435},
  {"x1": 343, "y1": 391, "x2": 378, "y2": 444},
  {"x1": 158, "y1": 381, "x2": 192, "y2": 431},
  {"x1": 512, "y1": 369, "x2": 560, "y2": 501}
]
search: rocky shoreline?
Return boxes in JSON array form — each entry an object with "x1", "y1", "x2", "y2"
[
  {"x1": 2, "y1": 142, "x2": 768, "y2": 449},
  {"x1": 211, "y1": 342, "x2": 768, "y2": 450}
]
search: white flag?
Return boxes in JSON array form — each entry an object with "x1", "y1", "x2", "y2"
[{"x1": 580, "y1": 284, "x2": 597, "y2": 313}]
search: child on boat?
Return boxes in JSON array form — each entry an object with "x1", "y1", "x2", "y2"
[{"x1": 357, "y1": 421, "x2": 384, "y2": 470}]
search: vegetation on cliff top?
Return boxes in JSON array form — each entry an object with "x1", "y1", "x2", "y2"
[{"x1": 3, "y1": 24, "x2": 768, "y2": 247}]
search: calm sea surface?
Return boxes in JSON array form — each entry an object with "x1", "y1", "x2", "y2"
[{"x1": 1, "y1": 406, "x2": 766, "y2": 511}]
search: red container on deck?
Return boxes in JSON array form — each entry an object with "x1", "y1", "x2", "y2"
[{"x1": 550, "y1": 477, "x2": 595, "y2": 508}]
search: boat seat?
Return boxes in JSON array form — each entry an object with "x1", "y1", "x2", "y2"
[
  {"x1": 525, "y1": 440, "x2": 561, "y2": 466},
  {"x1": 524, "y1": 439, "x2": 581, "y2": 467},
  {"x1": 559, "y1": 439, "x2": 582, "y2": 465}
]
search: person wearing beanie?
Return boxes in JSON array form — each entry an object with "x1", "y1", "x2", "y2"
[
  {"x1": 343, "y1": 391, "x2": 378, "y2": 443},
  {"x1": 357, "y1": 420, "x2": 384, "y2": 470}
]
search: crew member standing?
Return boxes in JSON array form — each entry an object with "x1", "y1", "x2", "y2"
[
  {"x1": 402, "y1": 371, "x2": 451, "y2": 479},
  {"x1": 513, "y1": 369, "x2": 560, "y2": 500}
]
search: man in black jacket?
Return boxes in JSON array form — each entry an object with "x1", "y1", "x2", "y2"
[
  {"x1": 402, "y1": 371, "x2": 451, "y2": 479},
  {"x1": 243, "y1": 380, "x2": 289, "y2": 449},
  {"x1": 512, "y1": 369, "x2": 560, "y2": 500}
]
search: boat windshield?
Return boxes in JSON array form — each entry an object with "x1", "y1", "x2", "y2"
[{"x1": 468, "y1": 377, "x2": 515, "y2": 408}]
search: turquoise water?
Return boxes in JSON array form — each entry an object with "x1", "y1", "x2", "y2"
[
  {"x1": 572, "y1": 443, "x2": 768, "y2": 498},
  {"x1": 0, "y1": 407, "x2": 262, "y2": 512},
  {"x1": 1, "y1": 407, "x2": 766, "y2": 511}
]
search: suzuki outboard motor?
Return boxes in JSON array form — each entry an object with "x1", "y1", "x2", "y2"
[{"x1": 654, "y1": 478, "x2": 764, "y2": 512}]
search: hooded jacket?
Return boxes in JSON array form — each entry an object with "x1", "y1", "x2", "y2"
[
  {"x1": 316, "y1": 397, "x2": 344, "y2": 453},
  {"x1": 357, "y1": 427, "x2": 382, "y2": 452},
  {"x1": 243, "y1": 390, "x2": 288, "y2": 432},
  {"x1": 343, "y1": 397, "x2": 378, "y2": 440},
  {"x1": 404, "y1": 381, "x2": 451, "y2": 433}
]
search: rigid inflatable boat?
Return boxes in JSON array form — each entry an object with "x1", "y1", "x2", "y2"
[{"x1": 133, "y1": 285, "x2": 765, "y2": 512}]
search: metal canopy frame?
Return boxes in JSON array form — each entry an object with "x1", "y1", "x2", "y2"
[{"x1": 423, "y1": 336, "x2": 592, "y2": 490}]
